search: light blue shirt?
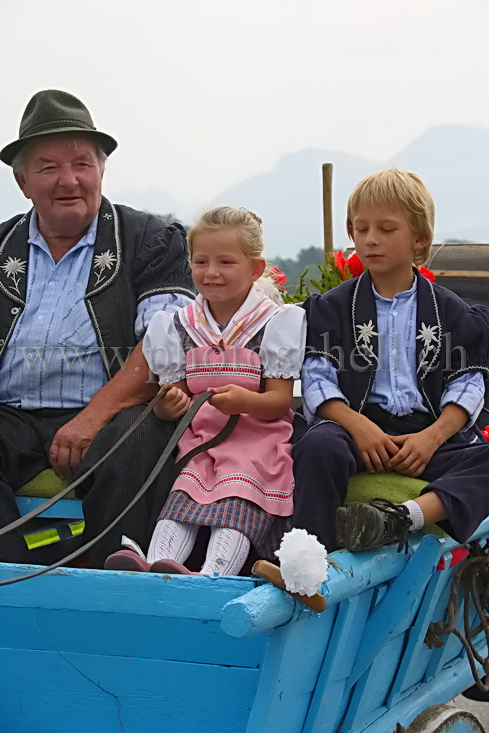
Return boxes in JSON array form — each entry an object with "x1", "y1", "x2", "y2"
[
  {"x1": 301, "y1": 280, "x2": 485, "y2": 427},
  {"x1": 0, "y1": 214, "x2": 191, "y2": 409}
]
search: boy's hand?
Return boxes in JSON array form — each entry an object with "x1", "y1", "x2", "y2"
[
  {"x1": 154, "y1": 384, "x2": 190, "y2": 420},
  {"x1": 388, "y1": 431, "x2": 438, "y2": 477},
  {"x1": 209, "y1": 385, "x2": 251, "y2": 415},
  {"x1": 348, "y1": 414, "x2": 400, "y2": 473}
]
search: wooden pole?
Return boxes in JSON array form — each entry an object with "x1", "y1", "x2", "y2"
[{"x1": 322, "y1": 163, "x2": 333, "y2": 259}]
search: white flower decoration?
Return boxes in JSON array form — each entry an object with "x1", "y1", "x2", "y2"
[
  {"x1": 93, "y1": 250, "x2": 117, "y2": 286},
  {"x1": 94, "y1": 250, "x2": 117, "y2": 271},
  {"x1": 356, "y1": 319, "x2": 378, "y2": 345},
  {"x1": 1, "y1": 256, "x2": 26, "y2": 294},
  {"x1": 274, "y1": 528, "x2": 328, "y2": 597},
  {"x1": 416, "y1": 322, "x2": 439, "y2": 350}
]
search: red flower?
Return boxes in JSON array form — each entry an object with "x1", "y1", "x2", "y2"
[
  {"x1": 333, "y1": 250, "x2": 347, "y2": 278},
  {"x1": 418, "y1": 266, "x2": 435, "y2": 282},
  {"x1": 346, "y1": 251, "x2": 365, "y2": 278},
  {"x1": 269, "y1": 265, "x2": 287, "y2": 289},
  {"x1": 481, "y1": 426, "x2": 489, "y2": 443}
]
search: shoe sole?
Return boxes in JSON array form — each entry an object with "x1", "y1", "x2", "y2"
[
  {"x1": 336, "y1": 503, "x2": 386, "y2": 552},
  {"x1": 104, "y1": 552, "x2": 150, "y2": 572}
]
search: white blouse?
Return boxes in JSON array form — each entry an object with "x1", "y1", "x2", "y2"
[{"x1": 143, "y1": 303, "x2": 306, "y2": 385}]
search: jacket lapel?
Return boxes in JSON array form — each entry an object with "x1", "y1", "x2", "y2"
[
  {"x1": 85, "y1": 197, "x2": 121, "y2": 297},
  {"x1": 415, "y1": 270, "x2": 441, "y2": 381},
  {"x1": 0, "y1": 211, "x2": 31, "y2": 305}
]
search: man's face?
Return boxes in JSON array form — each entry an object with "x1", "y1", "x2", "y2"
[{"x1": 15, "y1": 137, "x2": 103, "y2": 238}]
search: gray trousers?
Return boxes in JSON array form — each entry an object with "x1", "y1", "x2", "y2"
[{"x1": 0, "y1": 404, "x2": 175, "y2": 568}]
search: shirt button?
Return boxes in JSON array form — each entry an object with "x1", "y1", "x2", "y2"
[
  {"x1": 37, "y1": 315, "x2": 43, "y2": 321},
  {"x1": 28, "y1": 352, "x2": 35, "y2": 359},
  {"x1": 393, "y1": 311, "x2": 398, "y2": 316},
  {"x1": 396, "y1": 390, "x2": 401, "y2": 395},
  {"x1": 11, "y1": 307, "x2": 19, "y2": 315},
  {"x1": 392, "y1": 349, "x2": 397, "y2": 355},
  {"x1": 48, "y1": 281, "x2": 55, "y2": 286}
]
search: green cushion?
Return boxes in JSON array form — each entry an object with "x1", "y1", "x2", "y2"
[
  {"x1": 17, "y1": 469, "x2": 76, "y2": 499},
  {"x1": 17, "y1": 469, "x2": 446, "y2": 538},
  {"x1": 347, "y1": 472, "x2": 446, "y2": 537}
]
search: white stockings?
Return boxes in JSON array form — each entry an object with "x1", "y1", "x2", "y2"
[{"x1": 147, "y1": 519, "x2": 250, "y2": 576}]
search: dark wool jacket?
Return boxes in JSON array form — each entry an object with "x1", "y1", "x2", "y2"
[
  {"x1": 304, "y1": 269, "x2": 489, "y2": 418},
  {"x1": 0, "y1": 197, "x2": 195, "y2": 379}
]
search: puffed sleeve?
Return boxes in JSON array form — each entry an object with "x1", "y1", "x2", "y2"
[
  {"x1": 142, "y1": 311, "x2": 186, "y2": 384},
  {"x1": 260, "y1": 304, "x2": 306, "y2": 379}
]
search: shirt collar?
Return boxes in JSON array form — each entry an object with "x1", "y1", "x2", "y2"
[
  {"x1": 372, "y1": 275, "x2": 417, "y2": 303},
  {"x1": 28, "y1": 211, "x2": 99, "y2": 253}
]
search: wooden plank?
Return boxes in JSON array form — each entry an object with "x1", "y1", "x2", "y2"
[
  {"x1": 0, "y1": 647, "x2": 259, "y2": 733},
  {"x1": 345, "y1": 535, "x2": 443, "y2": 689},
  {"x1": 388, "y1": 565, "x2": 451, "y2": 703},
  {"x1": 0, "y1": 563, "x2": 256, "y2": 619},
  {"x1": 0, "y1": 606, "x2": 266, "y2": 668},
  {"x1": 16, "y1": 496, "x2": 84, "y2": 519},
  {"x1": 303, "y1": 592, "x2": 372, "y2": 733},
  {"x1": 432, "y1": 269, "x2": 489, "y2": 279},
  {"x1": 246, "y1": 609, "x2": 332, "y2": 733}
]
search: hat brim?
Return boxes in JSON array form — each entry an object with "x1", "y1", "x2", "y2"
[{"x1": 0, "y1": 128, "x2": 118, "y2": 167}]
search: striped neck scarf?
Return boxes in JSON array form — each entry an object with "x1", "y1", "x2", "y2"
[{"x1": 178, "y1": 283, "x2": 280, "y2": 348}]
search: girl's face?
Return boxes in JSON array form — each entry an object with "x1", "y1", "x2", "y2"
[{"x1": 191, "y1": 228, "x2": 265, "y2": 318}]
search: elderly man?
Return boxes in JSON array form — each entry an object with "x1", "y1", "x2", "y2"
[{"x1": 0, "y1": 89, "x2": 194, "y2": 567}]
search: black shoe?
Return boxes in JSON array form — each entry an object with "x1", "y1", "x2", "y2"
[{"x1": 336, "y1": 498, "x2": 413, "y2": 553}]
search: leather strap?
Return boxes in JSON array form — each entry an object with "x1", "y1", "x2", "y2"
[{"x1": 0, "y1": 391, "x2": 238, "y2": 586}]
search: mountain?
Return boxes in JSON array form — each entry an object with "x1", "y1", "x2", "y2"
[{"x1": 1, "y1": 125, "x2": 489, "y2": 257}]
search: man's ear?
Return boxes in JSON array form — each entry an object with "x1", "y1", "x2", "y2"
[
  {"x1": 252, "y1": 258, "x2": 267, "y2": 281},
  {"x1": 14, "y1": 171, "x2": 30, "y2": 200}
]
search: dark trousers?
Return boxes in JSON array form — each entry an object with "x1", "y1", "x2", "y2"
[
  {"x1": 0, "y1": 404, "x2": 175, "y2": 568},
  {"x1": 291, "y1": 406, "x2": 489, "y2": 551}
]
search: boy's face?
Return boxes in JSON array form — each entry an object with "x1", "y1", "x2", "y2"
[{"x1": 349, "y1": 205, "x2": 426, "y2": 280}]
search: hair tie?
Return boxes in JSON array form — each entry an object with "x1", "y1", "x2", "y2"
[{"x1": 239, "y1": 207, "x2": 263, "y2": 230}]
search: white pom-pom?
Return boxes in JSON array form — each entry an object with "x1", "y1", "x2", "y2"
[{"x1": 274, "y1": 528, "x2": 328, "y2": 597}]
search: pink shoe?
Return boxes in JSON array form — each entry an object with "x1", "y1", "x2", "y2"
[
  {"x1": 149, "y1": 559, "x2": 199, "y2": 575},
  {"x1": 104, "y1": 550, "x2": 151, "y2": 572}
]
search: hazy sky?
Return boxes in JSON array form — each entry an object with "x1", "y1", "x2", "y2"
[{"x1": 2, "y1": 0, "x2": 489, "y2": 217}]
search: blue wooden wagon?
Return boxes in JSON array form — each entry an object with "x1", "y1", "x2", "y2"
[{"x1": 0, "y1": 473, "x2": 487, "y2": 733}]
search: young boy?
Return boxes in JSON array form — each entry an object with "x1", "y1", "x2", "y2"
[{"x1": 292, "y1": 169, "x2": 489, "y2": 553}]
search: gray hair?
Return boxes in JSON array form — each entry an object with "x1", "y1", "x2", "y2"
[{"x1": 12, "y1": 133, "x2": 107, "y2": 176}]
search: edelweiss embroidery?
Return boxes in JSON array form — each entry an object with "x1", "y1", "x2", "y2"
[
  {"x1": 93, "y1": 250, "x2": 117, "y2": 286},
  {"x1": 416, "y1": 322, "x2": 439, "y2": 350},
  {"x1": 1, "y1": 256, "x2": 26, "y2": 295},
  {"x1": 356, "y1": 320, "x2": 378, "y2": 345},
  {"x1": 417, "y1": 322, "x2": 439, "y2": 370},
  {"x1": 102, "y1": 212, "x2": 113, "y2": 221}
]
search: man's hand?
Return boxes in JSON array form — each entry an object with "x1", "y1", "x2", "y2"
[
  {"x1": 347, "y1": 414, "x2": 400, "y2": 473},
  {"x1": 388, "y1": 431, "x2": 439, "y2": 477},
  {"x1": 154, "y1": 384, "x2": 191, "y2": 420},
  {"x1": 50, "y1": 408, "x2": 109, "y2": 480},
  {"x1": 209, "y1": 385, "x2": 252, "y2": 415}
]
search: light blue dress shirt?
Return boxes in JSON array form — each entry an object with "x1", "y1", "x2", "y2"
[
  {"x1": 0, "y1": 214, "x2": 191, "y2": 409},
  {"x1": 301, "y1": 280, "x2": 485, "y2": 427}
]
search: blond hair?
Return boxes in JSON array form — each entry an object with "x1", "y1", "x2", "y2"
[
  {"x1": 188, "y1": 205, "x2": 264, "y2": 259},
  {"x1": 187, "y1": 205, "x2": 283, "y2": 304},
  {"x1": 346, "y1": 169, "x2": 435, "y2": 266}
]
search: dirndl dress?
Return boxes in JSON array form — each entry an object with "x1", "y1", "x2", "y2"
[{"x1": 142, "y1": 285, "x2": 306, "y2": 553}]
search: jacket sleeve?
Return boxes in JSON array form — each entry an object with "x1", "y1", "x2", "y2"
[{"x1": 130, "y1": 217, "x2": 195, "y2": 303}]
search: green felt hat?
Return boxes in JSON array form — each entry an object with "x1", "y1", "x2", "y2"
[{"x1": 0, "y1": 89, "x2": 118, "y2": 166}]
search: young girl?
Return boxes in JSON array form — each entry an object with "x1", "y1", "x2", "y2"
[{"x1": 105, "y1": 206, "x2": 306, "y2": 576}]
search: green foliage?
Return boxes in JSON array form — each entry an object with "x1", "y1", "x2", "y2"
[{"x1": 282, "y1": 253, "x2": 347, "y2": 303}]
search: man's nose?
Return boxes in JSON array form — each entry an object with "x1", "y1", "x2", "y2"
[{"x1": 57, "y1": 164, "x2": 78, "y2": 188}]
